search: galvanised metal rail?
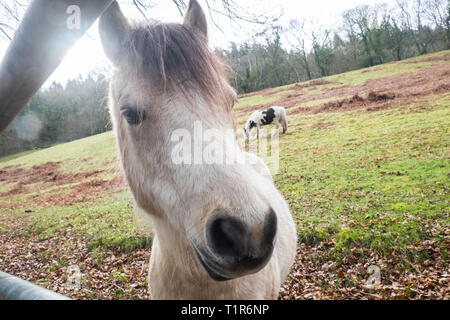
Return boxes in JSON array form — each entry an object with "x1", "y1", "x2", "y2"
[{"x1": 0, "y1": 271, "x2": 70, "y2": 300}]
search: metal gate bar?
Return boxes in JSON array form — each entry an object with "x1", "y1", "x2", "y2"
[{"x1": 0, "y1": 271, "x2": 70, "y2": 300}]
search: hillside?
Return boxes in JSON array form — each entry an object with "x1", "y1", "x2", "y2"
[{"x1": 0, "y1": 50, "x2": 449, "y2": 300}]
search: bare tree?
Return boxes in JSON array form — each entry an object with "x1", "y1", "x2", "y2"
[
  {"x1": 288, "y1": 19, "x2": 312, "y2": 80},
  {"x1": 311, "y1": 27, "x2": 335, "y2": 77},
  {"x1": 343, "y1": 6, "x2": 373, "y2": 60},
  {"x1": 396, "y1": 0, "x2": 434, "y2": 54},
  {"x1": 0, "y1": 0, "x2": 26, "y2": 39},
  {"x1": 0, "y1": 0, "x2": 281, "y2": 40},
  {"x1": 386, "y1": 14, "x2": 407, "y2": 60},
  {"x1": 343, "y1": 4, "x2": 390, "y2": 66},
  {"x1": 423, "y1": 0, "x2": 450, "y2": 49}
]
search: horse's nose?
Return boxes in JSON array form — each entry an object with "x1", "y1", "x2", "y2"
[{"x1": 206, "y1": 208, "x2": 277, "y2": 270}]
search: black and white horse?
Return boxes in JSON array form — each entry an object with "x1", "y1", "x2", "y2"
[{"x1": 244, "y1": 106, "x2": 287, "y2": 140}]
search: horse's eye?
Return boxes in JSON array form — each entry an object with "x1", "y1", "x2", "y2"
[{"x1": 120, "y1": 105, "x2": 145, "y2": 125}]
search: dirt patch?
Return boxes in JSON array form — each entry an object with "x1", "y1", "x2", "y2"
[
  {"x1": 30, "y1": 175, "x2": 126, "y2": 207},
  {"x1": 0, "y1": 162, "x2": 102, "y2": 187},
  {"x1": 286, "y1": 91, "x2": 397, "y2": 115},
  {"x1": 361, "y1": 67, "x2": 382, "y2": 73},
  {"x1": 287, "y1": 80, "x2": 335, "y2": 92},
  {"x1": 0, "y1": 161, "x2": 105, "y2": 197},
  {"x1": 1, "y1": 162, "x2": 61, "y2": 185},
  {"x1": 380, "y1": 170, "x2": 406, "y2": 176},
  {"x1": 367, "y1": 91, "x2": 396, "y2": 102},
  {"x1": 349, "y1": 94, "x2": 365, "y2": 102},
  {"x1": 0, "y1": 161, "x2": 126, "y2": 207},
  {"x1": 238, "y1": 80, "x2": 336, "y2": 100}
]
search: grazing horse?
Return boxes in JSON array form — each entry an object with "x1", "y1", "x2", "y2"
[
  {"x1": 99, "y1": 0, "x2": 297, "y2": 299},
  {"x1": 244, "y1": 106, "x2": 287, "y2": 140}
]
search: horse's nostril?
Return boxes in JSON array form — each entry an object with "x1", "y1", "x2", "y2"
[
  {"x1": 206, "y1": 215, "x2": 249, "y2": 260},
  {"x1": 263, "y1": 208, "x2": 277, "y2": 247},
  {"x1": 206, "y1": 209, "x2": 277, "y2": 264},
  {"x1": 202, "y1": 209, "x2": 278, "y2": 279}
]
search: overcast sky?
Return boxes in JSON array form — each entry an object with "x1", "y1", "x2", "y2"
[{"x1": 0, "y1": 0, "x2": 397, "y2": 86}]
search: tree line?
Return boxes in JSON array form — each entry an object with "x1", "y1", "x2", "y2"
[
  {"x1": 0, "y1": 74, "x2": 110, "y2": 157},
  {"x1": 221, "y1": 0, "x2": 450, "y2": 93},
  {"x1": 0, "y1": 0, "x2": 448, "y2": 157}
]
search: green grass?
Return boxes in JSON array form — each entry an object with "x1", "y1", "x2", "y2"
[
  {"x1": 0, "y1": 131, "x2": 118, "y2": 174},
  {"x1": 295, "y1": 95, "x2": 352, "y2": 109},
  {"x1": 0, "y1": 132, "x2": 149, "y2": 257},
  {"x1": 0, "y1": 149, "x2": 38, "y2": 163},
  {"x1": 234, "y1": 51, "x2": 449, "y2": 265},
  {"x1": 271, "y1": 92, "x2": 449, "y2": 264},
  {"x1": 235, "y1": 91, "x2": 295, "y2": 109},
  {"x1": 327, "y1": 50, "x2": 448, "y2": 87},
  {"x1": 27, "y1": 191, "x2": 152, "y2": 252},
  {"x1": 328, "y1": 60, "x2": 439, "y2": 86}
]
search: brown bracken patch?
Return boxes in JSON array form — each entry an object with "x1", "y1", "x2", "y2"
[
  {"x1": 361, "y1": 67, "x2": 382, "y2": 73},
  {"x1": 236, "y1": 61, "x2": 450, "y2": 120},
  {"x1": 286, "y1": 80, "x2": 335, "y2": 93},
  {"x1": 30, "y1": 175, "x2": 126, "y2": 207},
  {"x1": 238, "y1": 80, "x2": 335, "y2": 100},
  {"x1": 0, "y1": 161, "x2": 126, "y2": 207},
  {"x1": 287, "y1": 91, "x2": 397, "y2": 115},
  {"x1": 367, "y1": 91, "x2": 396, "y2": 102}
]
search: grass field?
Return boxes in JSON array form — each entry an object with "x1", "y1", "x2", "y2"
[{"x1": 0, "y1": 50, "x2": 449, "y2": 299}]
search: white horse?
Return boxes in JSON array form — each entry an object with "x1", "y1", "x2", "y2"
[
  {"x1": 244, "y1": 106, "x2": 288, "y2": 140},
  {"x1": 99, "y1": 0, "x2": 297, "y2": 299}
]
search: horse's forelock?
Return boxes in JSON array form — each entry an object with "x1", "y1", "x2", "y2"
[{"x1": 123, "y1": 22, "x2": 229, "y2": 108}]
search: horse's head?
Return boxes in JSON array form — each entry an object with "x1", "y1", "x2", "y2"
[{"x1": 99, "y1": 0, "x2": 278, "y2": 281}]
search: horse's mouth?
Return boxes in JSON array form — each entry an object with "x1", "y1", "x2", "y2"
[
  {"x1": 192, "y1": 243, "x2": 233, "y2": 281},
  {"x1": 191, "y1": 240, "x2": 274, "y2": 282}
]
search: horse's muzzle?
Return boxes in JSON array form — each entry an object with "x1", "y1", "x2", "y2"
[{"x1": 193, "y1": 208, "x2": 277, "y2": 281}]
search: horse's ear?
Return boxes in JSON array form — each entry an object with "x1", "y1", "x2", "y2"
[
  {"x1": 99, "y1": 1, "x2": 130, "y2": 65},
  {"x1": 183, "y1": 0, "x2": 208, "y2": 41}
]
